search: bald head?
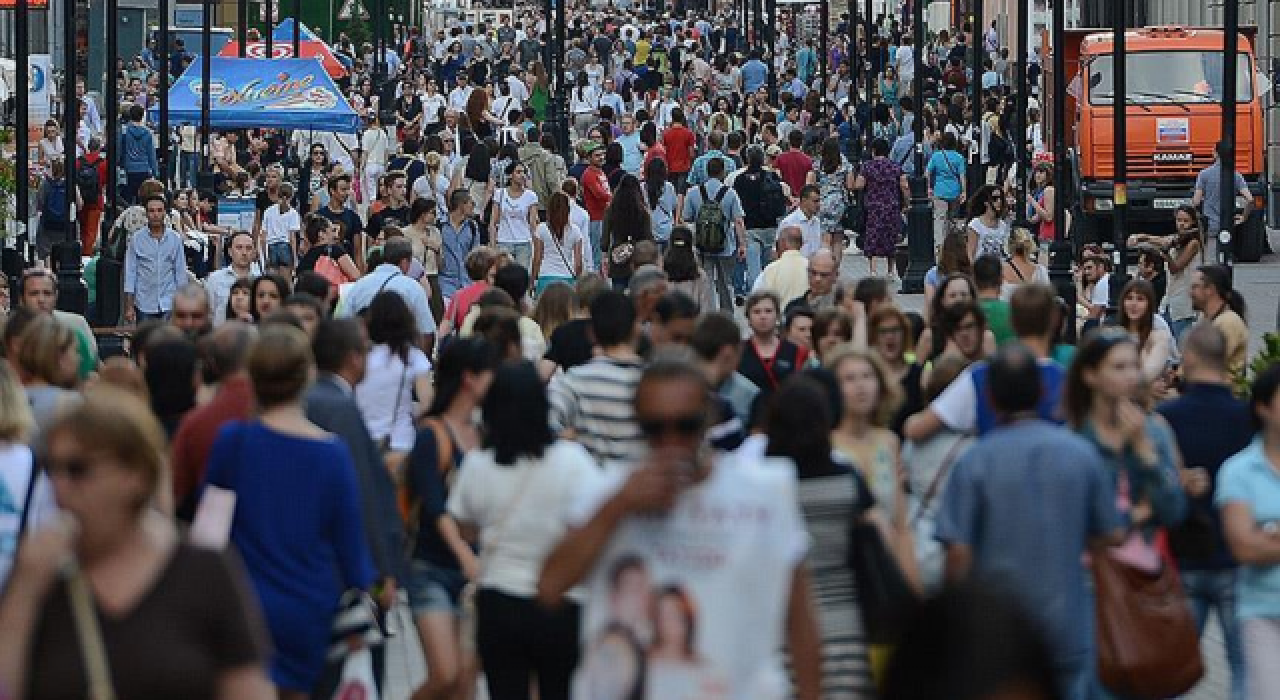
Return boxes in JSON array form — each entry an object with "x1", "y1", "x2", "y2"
[
  {"x1": 172, "y1": 283, "x2": 213, "y2": 337},
  {"x1": 808, "y1": 250, "x2": 838, "y2": 296},
  {"x1": 779, "y1": 226, "x2": 804, "y2": 251}
]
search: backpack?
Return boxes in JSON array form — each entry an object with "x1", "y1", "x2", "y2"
[
  {"x1": 694, "y1": 184, "x2": 729, "y2": 253},
  {"x1": 399, "y1": 418, "x2": 454, "y2": 532},
  {"x1": 42, "y1": 181, "x2": 68, "y2": 227},
  {"x1": 761, "y1": 172, "x2": 788, "y2": 222},
  {"x1": 76, "y1": 157, "x2": 101, "y2": 205}
]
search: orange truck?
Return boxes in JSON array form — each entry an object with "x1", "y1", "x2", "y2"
[{"x1": 1046, "y1": 26, "x2": 1268, "y2": 261}]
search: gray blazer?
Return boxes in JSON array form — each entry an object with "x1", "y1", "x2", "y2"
[{"x1": 305, "y1": 374, "x2": 405, "y2": 581}]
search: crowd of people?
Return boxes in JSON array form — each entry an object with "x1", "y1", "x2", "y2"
[{"x1": 0, "y1": 4, "x2": 1276, "y2": 700}]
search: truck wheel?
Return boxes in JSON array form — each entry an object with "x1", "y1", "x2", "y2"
[{"x1": 1235, "y1": 212, "x2": 1265, "y2": 263}]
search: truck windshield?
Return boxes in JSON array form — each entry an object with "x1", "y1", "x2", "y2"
[{"x1": 1088, "y1": 52, "x2": 1253, "y2": 105}]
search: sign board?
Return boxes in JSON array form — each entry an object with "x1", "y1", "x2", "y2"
[
  {"x1": 173, "y1": 4, "x2": 204, "y2": 28},
  {"x1": 338, "y1": 0, "x2": 371, "y2": 20},
  {"x1": 0, "y1": 0, "x2": 49, "y2": 7},
  {"x1": 1156, "y1": 118, "x2": 1190, "y2": 145}
]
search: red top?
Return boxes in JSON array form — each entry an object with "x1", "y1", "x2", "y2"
[
  {"x1": 775, "y1": 150, "x2": 813, "y2": 197},
  {"x1": 582, "y1": 165, "x2": 612, "y2": 222},
  {"x1": 445, "y1": 281, "x2": 490, "y2": 325},
  {"x1": 642, "y1": 142, "x2": 668, "y2": 174},
  {"x1": 661, "y1": 125, "x2": 696, "y2": 173},
  {"x1": 169, "y1": 376, "x2": 255, "y2": 515}
]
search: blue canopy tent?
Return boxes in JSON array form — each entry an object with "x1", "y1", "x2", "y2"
[
  {"x1": 149, "y1": 57, "x2": 360, "y2": 133},
  {"x1": 270, "y1": 18, "x2": 321, "y2": 42}
]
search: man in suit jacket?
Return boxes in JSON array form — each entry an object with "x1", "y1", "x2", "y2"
[{"x1": 305, "y1": 318, "x2": 404, "y2": 694}]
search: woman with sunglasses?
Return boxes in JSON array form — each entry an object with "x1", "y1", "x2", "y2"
[
  {"x1": 0, "y1": 387, "x2": 273, "y2": 699},
  {"x1": 298, "y1": 145, "x2": 330, "y2": 215}
]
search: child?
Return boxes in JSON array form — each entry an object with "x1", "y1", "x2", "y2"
[{"x1": 261, "y1": 182, "x2": 300, "y2": 277}]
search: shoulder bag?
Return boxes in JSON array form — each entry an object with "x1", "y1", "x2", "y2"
[
  {"x1": 67, "y1": 565, "x2": 117, "y2": 700},
  {"x1": 1093, "y1": 537, "x2": 1204, "y2": 699}
]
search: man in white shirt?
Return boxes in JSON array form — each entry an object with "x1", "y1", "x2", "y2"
[
  {"x1": 538, "y1": 356, "x2": 823, "y2": 700},
  {"x1": 207, "y1": 231, "x2": 262, "y2": 325},
  {"x1": 778, "y1": 185, "x2": 824, "y2": 257},
  {"x1": 895, "y1": 36, "x2": 915, "y2": 95},
  {"x1": 261, "y1": 182, "x2": 301, "y2": 277},
  {"x1": 338, "y1": 239, "x2": 437, "y2": 349},
  {"x1": 506, "y1": 70, "x2": 531, "y2": 105},
  {"x1": 448, "y1": 74, "x2": 475, "y2": 113}
]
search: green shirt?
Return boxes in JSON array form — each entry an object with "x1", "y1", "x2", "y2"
[{"x1": 980, "y1": 297, "x2": 1015, "y2": 348}]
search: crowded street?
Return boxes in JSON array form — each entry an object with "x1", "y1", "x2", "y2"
[{"x1": 1, "y1": 0, "x2": 1278, "y2": 699}]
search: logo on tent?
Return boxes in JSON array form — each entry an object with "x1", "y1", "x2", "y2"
[
  {"x1": 338, "y1": 0, "x2": 370, "y2": 20},
  {"x1": 189, "y1": 79, "x2": 228, "y2": 98},
  {"x1": 246, "y1": 44, "x2": 297, "y2": 60}
]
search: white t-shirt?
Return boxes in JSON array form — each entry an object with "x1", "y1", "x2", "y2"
[
  {"x1": 535, "y1": 222, "x2": 585, "y2": 278},
  {"x1": 412, "y1": 172, "x2": 450, "y2": 216},
  {"x1": 495, "y1": 188, "x2": 539, "y2": 244},
  {"x1": 780, "y1": 208, "x2": 824, "y2": 258},
  {"x1": 447, "y1": 440, "x2": 598, "y2": 599},
  {"x1": 567, "y1": 455, "x2": 808, "y2": 700},
  {"x1": 261, "y1": 205, "x2": 300, "y2": 247},
  {"x1": 570, "y1": 85, "x2": 601, "y2": 116},
  {"x1": 355, "y1": 344, "x2": 433, "y2": 452},
  {"x1": 967, "y1": 217, "x2": 1010, "y2": 259},
  {"x1": 570, "y1": 201, "x2": 594, "y2": 270},
  {"x1": 1091, "y1": 273, "x2": 1111, "y2": 309},
  {"x1": 0, "y1": 444, "x2": 58, "y2": 591},
  {"x1": 448, "y1": 86, "x2": 474, "y2": 112},
  {"x1": 361, "y1": 127, "x2": 394, "y2": 168},
  {"x1": 421, "y1": 94, "x2": 447, "y2": 125}
]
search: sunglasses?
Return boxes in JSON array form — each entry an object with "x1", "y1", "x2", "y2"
[
  {"x1": 46, "y1": 455, "x2": 98, "y2": 481},
  {"x1": 639, "y1": 415, "x2": 704, "y2": 438}
]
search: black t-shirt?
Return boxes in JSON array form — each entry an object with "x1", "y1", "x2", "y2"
[
  {"x1": 298, "y1": 243, "x2": 348, "y2": 272},
  {"x1": 544, "y1": 318, "x2": 594, "y2": 371},
  {"x1": 368, "y1": 205, "x2": 412, "y2": 238},
  {"x1": 316, "y1": 205, "x2": 364, "y2": 249}
]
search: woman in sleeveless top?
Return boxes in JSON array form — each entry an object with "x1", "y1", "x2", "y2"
[
  {"x1": 965, "y1": 184, "x2": 1010, "y2": 261},
  {"x1": 1000, "y1": 227, "x2": 1050, "y2": 299},
  {"x1": 1027, "y1": 162, "x2": 1056, "y2": 243}
]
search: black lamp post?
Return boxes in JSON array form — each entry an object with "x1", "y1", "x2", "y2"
[
  {"x1": 901, "y1": 0, "x2": 932, "y2": 294},
  {"x1": 14, "y1": 0, "x2": 29, "y2": 265},
  {"x1": 766, "y1": 0, "x2": 776, "y2": 99},
  {"x1": 238, "y1": 0, "x2": 248, "y2": 54},
  {"x1": 265, "y1": 0, "x2": 273, "y2": 58},
  {"x1": 58, "y1": 0, "x2": 87, "y2": 314},
  {"x1": 818, "y1": 0, "x2": 828, "y2": 102},
  {"x1": 545, "y1": 0, "x2": 569, "y2": 161},
  {"x1": 1048, "y1": 0, "x2": 1075, "y2": 340},
  {"x1": 200, "y1": 0, "x2": 212, "y2": 174},
  {"x1": 1106, "y1": 0, "x2": 1128, "y2": 315},
  {"x1": 1012, "y1": 0, "x2": 1028, "y2": 226},
  {"x1": 1220, "y1": 0, "x2": 1238, "y2": 267},
  {"x1": 970, "y1": 0, "x2": 983, "y2": 192},
  {"x1": 159, "y1": 0, "x2": 170, "y2": 182},
  {"x1": 292, "y1": 0, "x2": 301, "y2": 56}
]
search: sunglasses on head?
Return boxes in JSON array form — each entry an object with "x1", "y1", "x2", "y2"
[{"x1": 639, "y1": 414, "x2": 704, "y2": 438}]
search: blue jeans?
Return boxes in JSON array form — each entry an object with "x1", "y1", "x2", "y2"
[
  {"x1": 496, "y1": 241, "x2": 532, "y2": 275},
  {"x1": 588, "y1": 221, "x2": 603, "y2": 272},
  {"x1": 745, "y1": 227, "x2": 777, "y2": 290},
  {"x1": 1182, "y1": 568, "x2": 1246, "y2": 700},
  {"x1": 1170, "y1": 316, "x2": 1196, "y2": 349}
]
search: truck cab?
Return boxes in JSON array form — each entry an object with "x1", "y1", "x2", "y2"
[{"x1": 1051, "y1": 27, "x2": 1267, "y2": 261}]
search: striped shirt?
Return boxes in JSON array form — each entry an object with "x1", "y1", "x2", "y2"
[{"x1": 549, "y1": 356, "x2": 645, "y2": 466}]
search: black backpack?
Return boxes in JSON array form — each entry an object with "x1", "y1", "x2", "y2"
[
  {"x1": 76, "y1": 156, "x2": 101, "y2": 205},
  {"x1": 761, "y1": 172, "x2": 787, "y2": 222}
]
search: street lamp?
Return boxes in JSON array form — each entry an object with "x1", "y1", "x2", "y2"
[
  {"x1": 544, "y1": 0, "x2": 569, "y2": 160},
  {"x1": 1048, "y1": 0, "x2": 1075, "y2": 340},
  {"x1": 1220, "y1": 0, "x2": 1239, "y2": 268},
  {"x1": 58, "y1": 0, "x2": 87, "y2": 315},
  {"x1": 1107, "y1": 0, "x2": 1128, "y2": 315},
  {"x1": 159, "y1": 0, "x2": 170, "y2": 181},
  {"x1": 901, "y1": 0, "x2": 932, "y2": 294}
]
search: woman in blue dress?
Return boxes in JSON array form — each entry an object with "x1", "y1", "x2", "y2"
[{"x1": 206, "y1": 325, "x2": 376, "y2": 698}]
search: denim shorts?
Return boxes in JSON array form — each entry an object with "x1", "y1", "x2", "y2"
[
  {"x1": 266, "y1": 241, "x2": 295, "y2": 267},
  {"x1": 407, "y1": 560, "x2": 467, "y2": 616}
]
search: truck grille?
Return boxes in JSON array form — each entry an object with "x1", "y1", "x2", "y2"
[{"x1": 1093, "y1": 152, "x2": 1237, "y2": 179}]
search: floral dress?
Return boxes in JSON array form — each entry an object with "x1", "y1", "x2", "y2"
[
  {"x1": 860, "y1": 157, "x2": 904, "y2": 257},
  {"x1": 817, "y1": 159, "x2": 853, "y2": 234}
]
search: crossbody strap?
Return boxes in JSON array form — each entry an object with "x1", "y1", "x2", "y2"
[
  {"x1": 911, "y1": 438, "x2": 970, "y2": 526},
  {"x1": 16, "y1": 455, "x2": 39, "y2": 539},
  {"x1": 67, "y1": 568, "x2": 117, "y2": 700},
  {"x1": 547, "y1": 227, "x2": 575, "y2": 273}
]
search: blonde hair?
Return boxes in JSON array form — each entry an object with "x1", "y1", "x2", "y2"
[
  {"x1": 825, "y1": 343, "x2": 904, "y2": 428},
  {"x1": 16, "y1": 315, "x2": 76, "y2": 387},
  {"x1": 46, "y1": 386, "x2": 167, "y2": 513},
  {"x1": 1008, "y1": 227, "x2": 1035, "y2": 257},
  {"x1": 0, "y1": 360, "x2": 34, "y2": 443}
]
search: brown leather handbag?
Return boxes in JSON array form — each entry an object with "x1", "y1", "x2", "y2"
[{"x1": 1092, "y1": 539, "x2": 1204, "y2": 699}]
